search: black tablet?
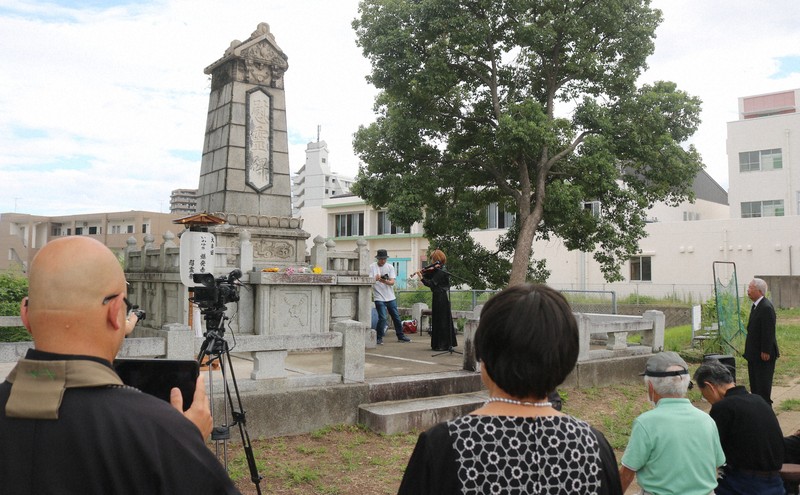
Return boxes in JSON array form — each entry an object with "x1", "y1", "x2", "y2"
[{"x1": 114, "y1": 359, "x2": 199, "y2": 411}]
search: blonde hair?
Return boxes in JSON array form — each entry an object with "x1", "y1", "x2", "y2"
[{"x1": 430, "y1": 249, "x2": 446, "y2": 264}]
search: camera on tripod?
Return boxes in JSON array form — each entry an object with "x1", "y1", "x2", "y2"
[{"x1": 191, "y1": 269, "x2": 242, "y2": 308}]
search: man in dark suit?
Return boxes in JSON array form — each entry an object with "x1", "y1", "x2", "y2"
[{"x1": 744, "y1": 277, "x2": 779, "y2": 405}]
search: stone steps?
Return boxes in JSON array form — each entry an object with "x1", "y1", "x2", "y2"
[
  {"x1": 358, "y1": 391, "x2": 488, "y2": 435},
  {"x1": 360, "y1": 370, "x2": 486, "y2": 434}
]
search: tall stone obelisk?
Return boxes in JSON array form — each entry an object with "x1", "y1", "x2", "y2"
[
  {"x1": 198, "y1": 22, "x2": 292, "y2": 215},
  {"x1": 195, "y1": 23, "x2": 308, "y2": 269}
]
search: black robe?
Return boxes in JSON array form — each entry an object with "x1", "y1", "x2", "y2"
[
  {"x1": 422, "y1": 265, "x2": 458, "y2": 350},
  {"x1": 0, "y1": 350, "x2": 240, "y2": 495}
]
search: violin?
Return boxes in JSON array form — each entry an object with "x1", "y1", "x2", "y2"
[{"x1": 411, "y1": 261, "x2": 442, "y2": 278}]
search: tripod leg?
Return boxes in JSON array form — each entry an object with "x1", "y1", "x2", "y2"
[{"x1": 220, "y1": 340, "x2": 264, "y2": 493}]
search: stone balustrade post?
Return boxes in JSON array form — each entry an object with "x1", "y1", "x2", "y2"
[
  {"x1": 641, "y1": 310, "x2": 665, "y2": 352},
  {"x1": 325, "y1": 239, "x2": 336, "y2": 272},
  {"x1": 356, "y1": 238, "x2": 369, "y2": 275},
  {"x1": 239, "y1": 229, "x2": 254, "y2": 272},
  {"x1": 332, "y1": 320, "x2": 366, "y2": 383},
  {"x1": 158, "y1": 231, "x2": 176, "y2": 271},
  {"x1": 125, "y1": 237, "x2": 137, "y2": 270},
  {"x1": 411, "y1": 303, "x2": 429, "y2": 331},
  {"x1": 310, "y1": 235, "x2": 327, "y2": 270},
  {"x1": 143, "y1": 233, "x2": 155, "y2": 251},
  {"x1": 462, "y1": 304, "x2": 483, "y2": 372},
  {"x1": 161, "y1": 323, "x2": 194, "y2": 359},
  {"x1": 575, "y1": 313, "x2": 591, "y2": 361}
]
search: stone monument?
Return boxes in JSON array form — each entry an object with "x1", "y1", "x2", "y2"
[{"x1": 196, "y1": 22, "x2": 307, "y2": 269}]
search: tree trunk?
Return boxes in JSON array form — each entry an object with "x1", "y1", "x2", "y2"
[{"x1": 508, "y1": 213, "x2": 538, "y2": 286}]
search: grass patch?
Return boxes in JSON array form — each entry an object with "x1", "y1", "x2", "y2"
[
  {"x1": 779, "y1": 399, "x2": 800, "y2": 412},
  {"x1": 0, "y1": 327, "x2": 30, "y2": 342}
]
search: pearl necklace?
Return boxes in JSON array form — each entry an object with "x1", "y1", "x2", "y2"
[{"x1": 484, "y1": 397, "x2": 552, "y2": 407}]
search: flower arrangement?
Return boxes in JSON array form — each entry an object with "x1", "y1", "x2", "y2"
[
  {"x1": 285, "y1": 266, "x2": 296, "y2": 275},
  {"x1": 312, "y1": 266, "x2": 323, "y2": 274},
  {"x1": 262, "y1": 267, "x2": 280, "y2": 272}
]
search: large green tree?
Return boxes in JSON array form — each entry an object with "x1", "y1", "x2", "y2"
[{"x1": 352, "y1": 0, "x2": 703, "y2": 288}]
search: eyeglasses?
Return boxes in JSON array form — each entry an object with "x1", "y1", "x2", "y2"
[{"x1": 102, "y1": 294, "x2": 133, "y2": 316}]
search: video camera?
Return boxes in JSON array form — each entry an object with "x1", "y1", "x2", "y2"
[
  {"x1": 381, "y1": 273, "x2": 390, "y2": 280},
  {"x1": 191, "y1": 269, "x2": 242, "y2": 308}
]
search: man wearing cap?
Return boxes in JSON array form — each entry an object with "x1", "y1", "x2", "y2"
[
  {"x1": 619, "y1": 351, "x2": 725, "y2": 495},
  {"x1": 744, "y1": 277, "x2": 779, "y2": 405},
  {"x1": 369, "y1": 249, "x2": 411, "y2": 344},
  {"x1": 693, "y1": 360, "x2": 784, "y2": 494}
]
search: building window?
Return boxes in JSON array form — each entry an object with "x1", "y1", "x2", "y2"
[
  {"x1": 741, "y1": 200, "x2": 784, "y2": 218},
  {"x1": 378, "y1": 211, "x2": 406, "y2": 235},
  {"x1": 66, "y1": 228, "x2": 71, "y2": 235},
  {"x1": 111, "y1": 225, "x2": 121, "y2": 234},
  {"x1": 127, "y1": 225, "x2": 134, "y2": 234},
  {"x1": 630, "y1": 256, "x2": 652, "y2": 282},
  {"x1": 739, "y1": 149, "x2": 782, "y2": 172},
  {"x1": 51, "y1": 227, "x2": 62, "y2": 236},
  {"x1": 683, "y1": 211, "x2": 700, "y2": 221},
  {"x1": 75, "y1": 227, "x2": 83, "y2": 235},
  {"x1": 487, "y1": 203, "x2": 516, "y2": 229},
  {"x1": 582, "y1": 201, "x2": 601, "y2": 217},
  {"x1": 335, "y1": 212, "x2": 364, "y2": 237},
  {"x1": 88, "y1": 226, "x2": 98, "y2": 235}
]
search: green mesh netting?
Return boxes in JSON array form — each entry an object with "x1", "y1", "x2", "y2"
[{"x1": 713, "y1": 262, "x2": 746, "y2": 355}]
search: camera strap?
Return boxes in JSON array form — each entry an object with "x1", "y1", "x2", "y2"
[{"x1": 5, "y1": 359, "x2": 124, "y2": 419}]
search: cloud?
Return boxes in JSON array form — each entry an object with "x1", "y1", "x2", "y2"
[{"x1": 1, "y1": 0, "x2": 799, "y2": 215}]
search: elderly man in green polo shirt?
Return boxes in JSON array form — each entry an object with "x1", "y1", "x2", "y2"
[{"x1": 619, "y1": 352, "x2": 725, "y2": 495}]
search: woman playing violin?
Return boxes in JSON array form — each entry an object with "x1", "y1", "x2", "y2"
[{"x1": 418, "y1": 250, "x2": 457, "y2": 351}]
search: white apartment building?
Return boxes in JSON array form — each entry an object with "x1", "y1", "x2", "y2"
[
  {"x1": 727, "y1": 88, "x2": 800, "y2": 219},
  {"x1": 291, "y1": 140, "x2": 355, "y2": 217},
  {"x1": 297, "y1": 88, "x2": 800, "y2": 301},
  {"x1": 170, "y1": 188, "x2": 198, "y2": 215}
]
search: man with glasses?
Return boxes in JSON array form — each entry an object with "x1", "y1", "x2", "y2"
[{"x1": 0, "y1": 236, "x2": 240, "y2": 494}]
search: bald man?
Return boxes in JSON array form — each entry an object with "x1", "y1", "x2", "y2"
[{"x1": 0, "y1": 237, "x2": 240, "y2": 494}]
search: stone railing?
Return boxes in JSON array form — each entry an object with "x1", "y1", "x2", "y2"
[
  {"x1": 0, "y1": 317, "x2": 365, "y2": 384},
  {"x1": 119, "y1": 229, "x2": 373, "y2": 386},
  {"x1": 408, "y1": 304, "x2": 665, "y2": 371},
  {"x1": 575, "y1": 311, "x2": 665, "y2": 361}
]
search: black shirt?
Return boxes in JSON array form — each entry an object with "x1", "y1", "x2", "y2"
[
  {"x1": 398, "y1": 414, "x2": 622, "y2": 494},
  {"x1": 710, "y1": 385, "x2": 784, "y2": 471}
]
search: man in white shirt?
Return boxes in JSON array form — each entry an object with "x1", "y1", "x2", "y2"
[{"x1": 369, "y1": 249, "x2": 411, "y2": 345}]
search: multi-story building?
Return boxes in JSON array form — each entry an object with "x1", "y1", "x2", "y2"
[
  {"x1": 727, "y1": 88, "x2": 800, "y2": 219},
  {"x1": 170, "y1": 188, "x2": 198, "y2": 215},
  {"x1": 292, "y1": 140, "x2": 355, "y2": 217},
  {"x1": 0, "y1": 211, "x2": 184, "y2": 272}
]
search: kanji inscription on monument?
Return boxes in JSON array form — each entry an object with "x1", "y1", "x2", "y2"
[{"x1": 247, "y1": 88, "x2": 272, "y2": 192}]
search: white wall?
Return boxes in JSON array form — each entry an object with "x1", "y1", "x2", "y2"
[{"x1": 727, "y1": 111, "x2": 800, "y2": 218}]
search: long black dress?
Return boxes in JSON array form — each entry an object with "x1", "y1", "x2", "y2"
[{"x1": 422, "y1": 265, "x2": 458, "y2": 351}]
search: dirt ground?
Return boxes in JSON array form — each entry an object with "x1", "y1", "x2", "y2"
[{"x1": 225, "y1": 384, "x2": 649, "y2": 494}]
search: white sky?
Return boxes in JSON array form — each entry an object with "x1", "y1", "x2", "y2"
[{"x1": 1, "y1": 0, "x2": 799, "y2": 216}]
